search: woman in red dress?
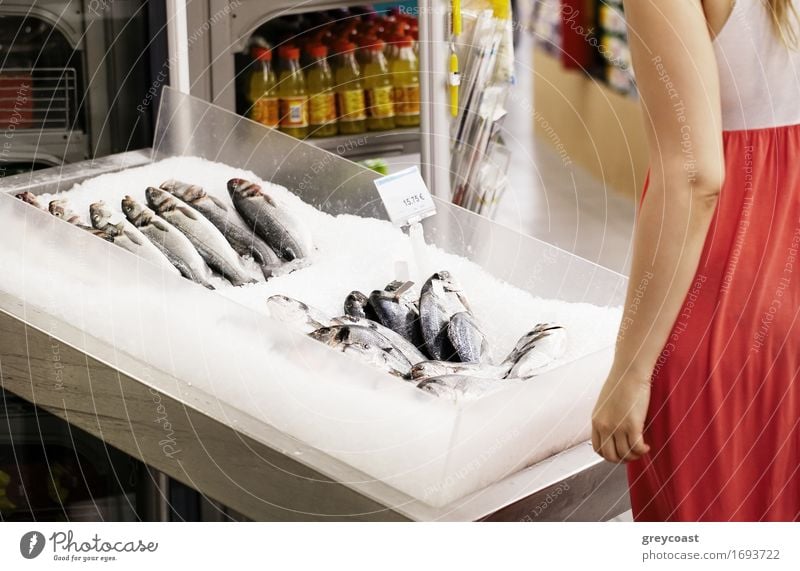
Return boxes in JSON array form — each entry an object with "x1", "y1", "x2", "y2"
[{"x1": 591, "y1": 0, "x2": 800, "y2": 521}]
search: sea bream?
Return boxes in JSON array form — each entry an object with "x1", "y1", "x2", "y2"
[
  {"x1": 447, "y1": 311, "x2": 488, "y2": 363},
  {"x1": 89, "y1": 201, "x2": 180, "y2": 275},
  {"x1": 227, "y1": 178, "x2": 312, "y2": 261},
  {"x1": 266, "y1": 295, "x2": 332, "y2": 333},
  {"x1": 507, "y1": 325, "x2": 567, "y2": 379},
  {"x1": 368, "y1": 285, "x2": 426, "y2": 350},
  {"x1": 332, "y1": 314, "x2": 427, "y2": 365},
  {"x1": 159, "y1": 179, "x2": 282, "y2": 279},
  {"x1": 416, "y1": 375, "x2": 508, "y2": 401},
  {"x1": 309, "y1": 325, "x2": 412, "y2": 377},
  {"x1": 419, "y1": 271, "x2": 472, "y2": 361},
  {"x1": 343, "y1": 290, "x2": 377, "y2": 320},
  {"x1": 122, "y1": 195, "x2": 215, "y2": 289},
  {"x1": 146, "y1": 187, "x2": 256, "y2": 287}
]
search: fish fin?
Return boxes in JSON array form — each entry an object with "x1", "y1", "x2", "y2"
[
  {"x1": 178, "y1": 205, "x2": 198, "y2": 220},
  {"x1": 208, "y1": 195, "x2": 228, "y2": 210},
  {"x1": 152, "y1": 218, "x2": 170, "y2": 232},
  {"x1": 261, "y1": 194, "x2": 278, "y2": 208},
  {"x1": 123, "y1": 229, "x2": 144, "y2": 246}
]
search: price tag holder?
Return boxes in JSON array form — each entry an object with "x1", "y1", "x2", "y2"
[{"x1": 373, "y1": 166, "x2": 437, "y2": 227}]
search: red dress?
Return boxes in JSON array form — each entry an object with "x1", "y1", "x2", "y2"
[{"x1": 627, "y1": 125, "x2": 800, "y2": 521}]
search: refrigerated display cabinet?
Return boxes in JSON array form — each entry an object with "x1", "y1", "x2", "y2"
[{"x1": 0, "y1": 88, "x2": 630, "y2": 520}]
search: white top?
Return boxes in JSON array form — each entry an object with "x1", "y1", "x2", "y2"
[{"x1": 713, "y1": 0, "x2": 800, "y2": 130}]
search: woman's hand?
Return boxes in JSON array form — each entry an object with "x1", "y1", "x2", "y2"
[{"x1": 592, "y1": 368, "x2": 652, "y2": 463}]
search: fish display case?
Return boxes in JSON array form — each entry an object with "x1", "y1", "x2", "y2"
[{"x1": 0, "y1": 87, "x2": 630, "y2": 520}]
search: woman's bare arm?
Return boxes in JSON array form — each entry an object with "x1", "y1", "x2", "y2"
[{"x1": 592, "y1": 0, "x2": 725, "y2": 463}]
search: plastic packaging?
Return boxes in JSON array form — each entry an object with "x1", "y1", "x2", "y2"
[
  {"x1": 277, "y1": 46, "x2": 308, "y2": 138},
  {"x1": 306, "y1": 44, "x2": 338, "y2": 137},
  {"x1": 333, "y1": 42, "x2": 367, "y2": 135},
  {"x1": 391, "y1": 37, "x2": 420, "y2": 127},
  {"x1": 247, "y1": 48, "x2": 279, "y2": 128},
  {"x1": 362, "y1": 40, "x2": 396, "y2": 131}
]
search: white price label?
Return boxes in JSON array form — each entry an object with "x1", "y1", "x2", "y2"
[{"x1": 373, "y1": 166, "x2": 436, "y2": 227}]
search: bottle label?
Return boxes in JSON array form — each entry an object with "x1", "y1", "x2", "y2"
[
  {"x1": 309, "y1": 92, "x2": 336, "y2": 126},
  {"x1": 252, "y1": 97, "x2": 279, "y2": 127},
  {"x1": 394, "y1": 85, "x2": 420, "y2": 116},
  {"x1": 366, "y1": 85, "x2": 394, "y2": 119},
  {"x1": 280, "y1": 97, "x2": 308, "y2": 127},
  {"x1": 337, "y1": 89, "x2": 366, "y2": 122}
]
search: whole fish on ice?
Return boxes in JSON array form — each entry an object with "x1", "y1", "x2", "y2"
[
  {"x1": 344, "y1": 290, "x2": 377, "y2": 320},
  {"x1": 160, "y1": 179, "x2": 282, "y2": 279},
  {"x1": 309, "y1": 325, "x2": 412, "y2": 377},
  {"x1": 267, "y1": 295, "x2": 332, "y2": 333},
  {"x1": 369, "y1": 285, "x2": 425, "y2": 350},
  {"x1": 227, "y1": 178, "x2": 312, "y2": 261},
  {"x1": 447, "y1": 311, "x2": 488, "y2": 363},
  {"x1": 416, "y1": 375, "x2": 509, "y2": 401},
  {"x1": 419, "y1": 271, "x2": 472, "y2": 361},
  {"x1": 90, "y1": 201, "x2": 180, "y2": 275},
  {"x1": 16, "y1": 192, "x2": 42, "y2": 209},
  {"x1": 49, "y1": 198, "x2": 114, "y2": 242},
  {"x1": 146, "y1": 187, "x2": 256, "y2": 287},
  {"x1": 332, "y1": 314, "x2": 427, "y2": 365},
  {"x1": 122, "y1": 195, "x2": 215, "y2": 289},
  {"x1": 508, "y1": 325, "x2": 567, "y2": 379}
]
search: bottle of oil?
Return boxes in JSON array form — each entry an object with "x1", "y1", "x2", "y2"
[
  {"x1": 247, "y1": 48, "x2": 279, "y2": 128},
  {"x1": 334, "y1": 42, "x2": 367, "y2": 134},
  {"x1": 306, "y1": 44, "x2": 338, "y2": 137},
  {"x1": 362, "y1": 40, "x2": 395, "y2": 131},
  {"x1": 278, "y1": 47, "x2": 308, "y2": 138},
  {"x1": 391, "y1": 37, "x2": 420, "y2": 127}
]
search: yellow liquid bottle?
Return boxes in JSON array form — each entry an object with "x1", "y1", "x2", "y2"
[
  {"x1": 363, "y1": 40, "x2": 395, "y2": 131},
  {"x1": 278, "y1": 47, "x2": 308, "y2": 138},
  {"x1": 391, "y1": 37, "x2": 420, "y2": 127},
  {"x1": 247, "y1": 48, "x2": 279, "y2": 128},
  {"x1": 306, "y1": 44, "x2": 338, "y2": 138},
  {"x1": 334, "y1": 42, "x2": 367, "y2": 135}
]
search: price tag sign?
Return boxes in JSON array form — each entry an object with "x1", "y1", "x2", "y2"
[{"x1": 373, "y1": 166, "x2": 437, "y2": 227}]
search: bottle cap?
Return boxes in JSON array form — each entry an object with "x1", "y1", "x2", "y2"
[
  {"x1": 280, "y1": 46, "x2": 300, "y2": 60},
  {"x1": 253, "y1": 47, "x2": 272, "y2": 61}
]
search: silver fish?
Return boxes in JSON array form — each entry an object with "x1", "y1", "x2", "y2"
[
  {"x1": 410, "y1": 360, "x2": 509, "y2": 380},
  {"x1": 48, "y1": 199, "x2": 84, "y2": 225},
  {"x1": 416, "y1": 375, "x2": 506, "y2": 401},
  {"x1": 16, "y1": 192, "x2": 42, "y2": 209},
  {"x1": 227, "y1": 178, "x2": 311, "y2": 261},
  {"x1": 267, "y1": 295, "x2": 332, "y2": 333},
  {"x1": 344, "y1": 290, "x2": 377, "y2": 320},
  {"x1": 90, "y1": 201, "x2": 180, "y2": 275},
  {"x1": 146, "y1": 187, "x2": 256, "y2": 287},
  {"x1": 160, "y1": 179, "x2": 282, "y2": 279},
  {"x1": 419, "y1": 271, "x2": 471, "y2": 361},
  {"x1": 447, "y1": 311, "x2": 488, "y2": 363},
  {"x1": 508, "y1": 325, "x2": 568, "y2": 379},
  {"x1": 309, "y1": 325, "x2": 412, "y2": 377},
  {"x1": 369, "y1": 287, "x2": 426, "y2": 350},
  {"x1": 332, "y1": 315, "x2": 427, "y2": 365},
  {"x1": 122, "y1": 195, "x2": 214, "y2": 289}
]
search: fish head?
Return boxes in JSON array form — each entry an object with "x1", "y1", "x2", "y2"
[
  {"x1": 410, "y1": 361, "x2": 450, "y2": 380},
  {"x1": 344, "y1": 291, "x2": 369, "y2": 314},
  {"x1": 48, "y1": 199, "x2": 79, "y2": 222},
  {"x1": 15, "y1": 192, "x2": 41, "y2": 208},
  {"x1": 227, "y1": 178, "x2": 262, "y2": 200},
  {"x1": 145, "y1": 186, "x2": 175, "y2": 214},
  {"x1": 267, "y1": 294, "x2": 308, "y2": 319},
  {"x1": 308, "y1": 326, "x2": 350, "y2": 347},
  {"x1": 160, "y1": 179, "x2": 205, "y2": 203},
  {"x1": 121, "y1": 196, "x2": 147, "y2": 224},
  {"x1": 416, "y1": 378, "x2": 458, "y2": 399},
  {"x1": 89, "y1": 201, "x2": 112, "y2": 228}
]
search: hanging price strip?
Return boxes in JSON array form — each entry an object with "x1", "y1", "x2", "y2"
[{"x1": 373, "y1": 166, "x2": 437, "y2": 227}]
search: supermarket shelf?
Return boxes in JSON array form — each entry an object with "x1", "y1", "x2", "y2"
[{"x1": 307, "y1": 127, "x2": 420, "y2": 159}]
